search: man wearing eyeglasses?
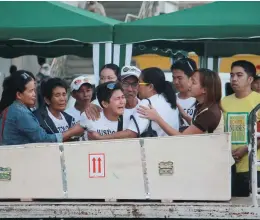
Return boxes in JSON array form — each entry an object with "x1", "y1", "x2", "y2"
[{"x1": 120, "y1": 66, "x2": 141, "y2": 128}]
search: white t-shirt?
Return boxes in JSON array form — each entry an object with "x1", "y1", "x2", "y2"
[
  {"x1": 176, "y1": 94, "x2": 196, "y2": 127},
  {"x1": 91, "y1": 98, "x2": 139, "y2": 130},
  {"x1": 65, "y1": 106, "x2": 81, "y2": 123},
  {"x1": 92, "y1": 99, "x2": 100, "y2": 107},
  {"x1": 80, "y1": 111, "x2": 119, "y2": 140},
  {"x1": 128, "y1": 94, "x2": 179, "y2": 137},
  {"x1": 123, "y1": 99, "x2": 140, "y2": 130},
  {"x1": 47, "y1": 107, "x2": 69, "y2": 133}
]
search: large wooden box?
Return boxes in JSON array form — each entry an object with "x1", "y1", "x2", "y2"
[
  {"x1": 144, "y1": 133, "x2": 232, "y2": 201},
  {"x1": 0, "y1": 143, "x2": 64, "y2": 199},
  {"x1": 0, "y1": 133, "x2": 232, "y2": 201},
  {"x1": 64, "y1": 139, "x2": 146, "y2": 199}
]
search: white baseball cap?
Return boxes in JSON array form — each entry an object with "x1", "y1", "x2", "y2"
[
  {"x1": 70, "y1": 76, "x2": 92, "y2": 92},
  {"x1": 121, "y1": 66, "x2": 141, "y2": 81}
]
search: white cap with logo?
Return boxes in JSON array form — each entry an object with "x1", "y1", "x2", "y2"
[
  {"x1": 70, "y1": 75, "x2": 92, "y2": 92},
  {"x1": 121, "y1": 66, "x2": 141, "y2": 81}
]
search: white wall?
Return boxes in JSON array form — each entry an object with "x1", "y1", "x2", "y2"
[
  {"x1": 62, "y1": 1, "x2": 86, "y2": 9},
  {"x1": 12, "y1": 56, "x2": 40, "y2": 75},
  {"x1": 62, "y1": 1, "x2": 79, "y2": 7},
  {"x1": 0, "y1": 58, "x2": 11, "y2": 97},
  {"x1": 0, "y1": 58, "x2": 11, "y2": 77},
  {"x1": 159, "y1": 1, "x2": 179, "y2": 13}
]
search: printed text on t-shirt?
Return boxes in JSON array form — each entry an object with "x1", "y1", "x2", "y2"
[{"x1": 97, "y1": 129, "x2": 116, "y2": 136}]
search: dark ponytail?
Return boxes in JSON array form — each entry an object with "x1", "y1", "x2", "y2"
[
  {"x1": 141, "y1": 67, "x2": 177, "y2": 109},
  {"x1": 163, "y1": 81, "x2": 177, "y2": 109},
  {"x1": 0, "y1": 76, "x2": 16, "y2": 113},
  {"x1": 0, "y1": 70, "x2": 34, "y2": 113}
]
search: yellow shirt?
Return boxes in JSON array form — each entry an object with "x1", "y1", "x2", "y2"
[{"x1": 221, "y1": 91, "x2": 260, "y2": 173}]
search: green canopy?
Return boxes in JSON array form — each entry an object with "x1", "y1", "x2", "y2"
[
  {"x1": 114, "y1": 1, "x2": 260, "y2": 44},
  {"x1": 0, "y1": 1, "x2": 119, "y2": 43},
  {"x1": 0, "y1": 1, "x2": 120, "y2": 58}
]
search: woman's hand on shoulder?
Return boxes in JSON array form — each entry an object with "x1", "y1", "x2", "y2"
[{"x1": 137, "y1": 104, "x2": 160, "y2": 122}]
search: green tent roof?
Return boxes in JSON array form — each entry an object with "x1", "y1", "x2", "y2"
[
  {"x1": 0, "y1": 1, "x2": 120, "y2": 43},
  {"x1": 114, "y1": 1, "x2": 260, "y2": 44}
]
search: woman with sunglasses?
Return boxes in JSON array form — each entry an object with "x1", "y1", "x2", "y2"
[
  {"x1": 0, "y1": 71, "x2": 76, "y2": 145},
  {"x1": 137, "y1": 68, "x2": 223, "y2": 135},
  {"x1": 87, "y1": 67, "x2": 179, "y2": 140}
]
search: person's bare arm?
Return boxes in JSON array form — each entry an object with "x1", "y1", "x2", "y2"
[
  {"x1": 138, "y1": 105, "x2": 203, "y2": 136},
  {"x1": 88, "y1": 129, "x2": 137, "y2": 140},
  {"x1": 156, "y1": 116, "x2": 203, "y2": 136},
  {"x1": 85, "y1": 103, "x2": 102, "y2": 121},
  {"x1": 177, "y1": 103, "x2": 192, "y2": 125},
  {"x1": 62, "y1": 124, "x2": 84, "y2": 141}
]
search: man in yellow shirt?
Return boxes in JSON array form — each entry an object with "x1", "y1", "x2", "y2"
[{"x1": 222, "y1": 60, "x2": 260, "y2": 197}]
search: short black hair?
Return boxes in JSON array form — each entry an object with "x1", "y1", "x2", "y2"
[
  {"x1": 9, "y1": 65, "x2": 17, "y2": 75},
  {"x1": 37, "y1": 57, "x2": 46, "y2": 66},
  {"x1": 231, "y1": 60, "x2": 256, "y2": 78},
  {"x1": 96, "y1": 81, "x2": 123, "y2": 108},
  {"x1": 100, "y1": 63, "x2": 121, "y2": 81},
  {"x1": 42, "y1": 77, "x2": 68, "y2": 100},
  {"x1": 170, "y1": 58, "x2": 197, "y2": 77}
]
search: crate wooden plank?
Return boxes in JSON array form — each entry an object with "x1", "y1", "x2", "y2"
[
  {"x1": 144, "y1": 133, "x2": 232, "y2": 201},
  {"x1": 64, "y1": 139, "x2": 146, "y2": 199},
  {"x1": 0, "y1": 143, "x2": 64, "y2": 199}
]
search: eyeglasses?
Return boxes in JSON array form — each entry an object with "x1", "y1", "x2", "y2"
[
  {"x1": 106, "y1": 82, "x2": 117, "y2": 90},
  {"x1": 138, "y1": 82, "x2": 149, "y2": 86},
  {"x1": 74, "y1": 78, "x2": 89, "y2": 85},
  {"x1": 21, "y1": 72, "x2": 30, "y2": 80},
  {"x1": 122, "y1": 81, "x2": 138, "y2": 88}
]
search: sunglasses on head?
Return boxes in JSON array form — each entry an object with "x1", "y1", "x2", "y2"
[
  {"x1": 21, "y1": 72, "x2": 30, "y2": 80},
  {"x1": 173, "y1": 58, "x2": 194, "y2": 72},
  {"x1": 106, "y1": 82, "x2": 117, "y2": 90}
]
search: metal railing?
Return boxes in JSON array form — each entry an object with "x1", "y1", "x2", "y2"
[
  {"x1": 125, "y1": 1, "x2": 159, "y2": 22},
  {"x1": 249, "y1": 104, "x2": 260, "y2": 207}
]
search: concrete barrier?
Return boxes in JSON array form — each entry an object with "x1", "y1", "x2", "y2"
[
  {"x1": 0, "y1": 143, "x2": 64, "y2": 199},
  {"x1": 144, "y1": 133, "x2": 231, "y2": 201},
  {"x1": 64, "y1": 139, "x2": 146, "y2": 199}
]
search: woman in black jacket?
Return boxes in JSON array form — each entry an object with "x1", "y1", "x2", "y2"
[{"x1": 34, "y1": 78, "x2": 76, "y2": 134}]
